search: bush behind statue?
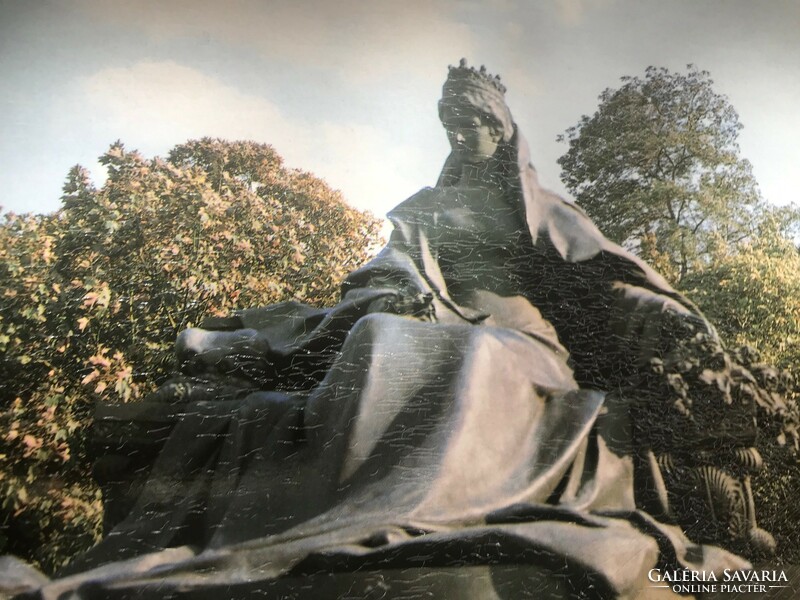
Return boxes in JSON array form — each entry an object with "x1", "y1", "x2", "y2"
[{"x1": 0, "y1": 138, "x2": 382, "y2": 573}]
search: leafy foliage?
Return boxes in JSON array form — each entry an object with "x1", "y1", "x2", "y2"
[
  {"x1": 682, "y1": 218, "x2": 800, "y2": 370},
  {"x1": 558, "y1": 65, "x2": 767, "y2": 282},
  {"x1": 0, "y1": 138, "x2": 381, "y2": 572}
]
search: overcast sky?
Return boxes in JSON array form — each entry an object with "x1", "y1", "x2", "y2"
[{"x1": 2, "y1": 0, "x2": 798, "y2": 222}]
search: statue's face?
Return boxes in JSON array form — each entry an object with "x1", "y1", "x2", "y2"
[{"x1": 440, "y1": 103, "x2": 503, "y2": 164}]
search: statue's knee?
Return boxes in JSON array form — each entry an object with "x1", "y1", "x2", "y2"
[
  {"x1": 176, "y1": 327, "x2": 268, "y2": 375},
  {"x1": 176, "y1": 328, "x2": 208, "y2": 361}
]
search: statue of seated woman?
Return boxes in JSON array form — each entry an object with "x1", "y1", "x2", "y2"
[{"x1": 36, "y1": 60, "x2": 775, "y2": 599}]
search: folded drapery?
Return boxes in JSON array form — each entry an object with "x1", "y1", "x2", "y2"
[{"x1": 10, "y1": 62, "x2": 773, "y2": 600}]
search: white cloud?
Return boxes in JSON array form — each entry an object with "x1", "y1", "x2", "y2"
[
  {"x1": 78, "y1": 60, "x2": 441, "y2": 217},
  {"x1": 555, "y1": 0, "x2": 584, "y2": 26},
  {"x1": 554, "y1": 0, "x2": 616, "y2": 27},
  {"x1": 733, "y1": 74, "x2": 800, "y2": 208},
  {"x1": 81, "y1": 61, "x2": 289, "y2": 149},
  {"x1": 503, "y1": 66, "x2": 540, "y2": 102},
  {"x1": 74, "y1": 0, "x2": 475, "y2": 86}
]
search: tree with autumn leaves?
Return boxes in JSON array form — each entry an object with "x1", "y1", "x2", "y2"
[{"x1": 0, "y1": 138, "x2": 381, "y2": 572}]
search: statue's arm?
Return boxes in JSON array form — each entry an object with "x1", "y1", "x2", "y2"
[{"x1": 342, "y1": 240, "x2": 436, "y2": 319}]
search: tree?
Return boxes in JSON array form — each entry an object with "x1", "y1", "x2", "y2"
[
  {"x1": 680, "y1": 217, "x2": 800, "y2": 370},
  {"x1": 0, "y1": 138, "x2": 382, "y2": 572},
  {"x1": 558, "y1": 65, "x2": 766, "y2": 282}
]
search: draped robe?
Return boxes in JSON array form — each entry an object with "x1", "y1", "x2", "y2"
[{"x1": 35, "y1": 129, "x2": 754, "y2": 600}]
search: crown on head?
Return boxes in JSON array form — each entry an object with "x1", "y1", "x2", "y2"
[{"x1": 446, "y1": 58, "x2": 506, "y2": 95}]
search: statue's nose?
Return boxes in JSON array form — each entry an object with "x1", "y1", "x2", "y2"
[{"x1": 455, "y1": 130, "x2": 466, "y2": 144}]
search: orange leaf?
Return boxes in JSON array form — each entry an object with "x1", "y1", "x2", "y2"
[{"x1": 22, "y1": 435, "x2": 42, "y2": 449}]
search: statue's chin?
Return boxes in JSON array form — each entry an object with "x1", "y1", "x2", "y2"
[
  {"x1": 454, "y1": 150, "x2": 494, "y2": 167},
  {"x1": 461, "y1": 156, "x2": 491, "y2": 165}
]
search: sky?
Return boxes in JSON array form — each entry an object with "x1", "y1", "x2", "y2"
[{"x1": 1, "y1": 0, "x2": 799, "y2": 223}]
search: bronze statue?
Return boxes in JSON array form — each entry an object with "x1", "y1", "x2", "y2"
[{"x1": 13, "y1": 59, "x2": 777, "y2": 599}]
